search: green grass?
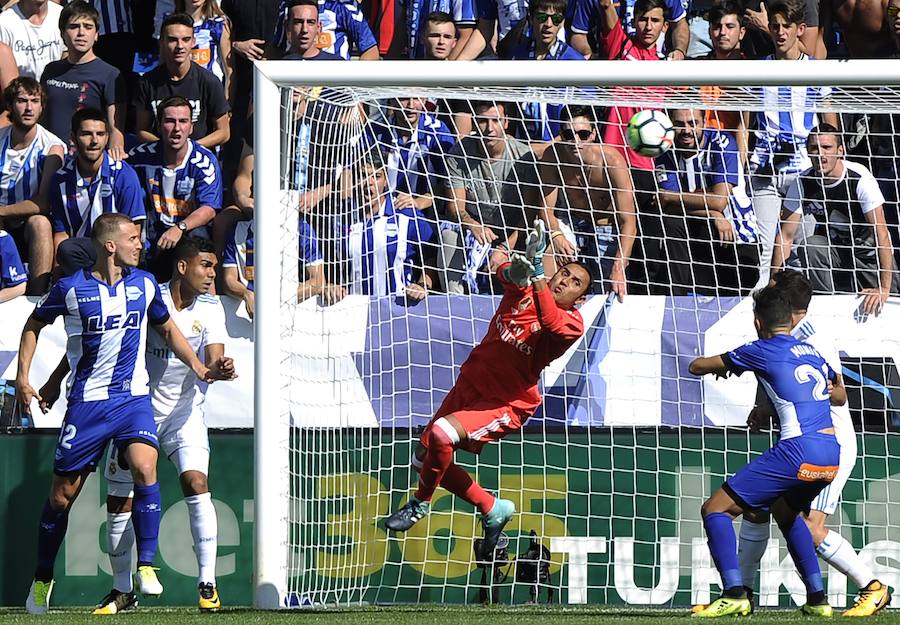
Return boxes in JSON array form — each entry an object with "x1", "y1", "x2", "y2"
[{"x1": 1, "y1": 605, "x2": 900, "y2": 625}]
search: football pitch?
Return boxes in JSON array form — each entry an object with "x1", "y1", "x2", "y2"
[{"x1": 2, "y1": 606, "x2": 900, "y2": 624}]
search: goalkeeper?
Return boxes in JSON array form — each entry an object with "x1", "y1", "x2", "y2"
[{"x1": 385, "y1": 220, "x2": 590, "y2": 557}]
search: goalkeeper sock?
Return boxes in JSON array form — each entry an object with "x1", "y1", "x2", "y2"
[
  {"x1": 779, "y1": 514, "x2": 824, "y2": 598},
  {"x1": 738, "y1": 518, "x2": 769, "y2": 591},
  {"x1": 107, "y1": 512, "x2": 134, "y2": 593},
  {"x1": 132, "y1": 483, "x2": 161, "y2": 565},
  {"x1": 414, "y1": 421, "x2": 456, "y2": 502},
  {"x1": 440, "y1": 462, "x2": 495, "y2": 514},
  {"x1": 703, "y1": 512, "x2": 742, "y2": 591},
  {"x1": 186, "y1": 493, "x2": 218, "y2": 585},
  {"x1": 817, "y1": 529, "x2": 875, "y2": 589}
]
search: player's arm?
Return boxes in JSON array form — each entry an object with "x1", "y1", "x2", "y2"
[
  {"x1": 597, "y1": 0, "x2": 619, "y2": 35},
  {"x1": 688, "y1": 354, "x2": 729, "y2": 376},
  {"x1": 667, "y1": 17, "x2": 689, "y2": 60},
  {"x1": 828, "y1": 373, "x2": 847, "y2": 406},
  {"x1": 221, "y1": 265, "x2": 254, "y2": 318},
  {"x1": 153, "y1": 317, "x2": 221, "y2": 382},
  {"x1": 15, "y1": 315, "x2": 50, "y2": 414},
  {"x1": 37, "y1": 354, "x2": 70, "y2": 414},
  {"x1": 204, "y1": 342, "x2": 236, "y2": 382}
]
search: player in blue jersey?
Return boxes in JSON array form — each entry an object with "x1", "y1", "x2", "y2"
[
  {"x1": 128, "y1": 96, "x2": 222, "y2": 280},
  {"x1": 689, "y1": 287, "x2": 846, "y2": 617},
  {"x1": 16, "y1": 213, "x2": 234, "y2": 614},
  {"x1": 49, "y1": 108, "x2": 145, "y2": 249}
]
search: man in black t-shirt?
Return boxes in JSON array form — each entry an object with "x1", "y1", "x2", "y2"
[{"x1": 133, "y1": 13, "x2": 231, "y2": 149}]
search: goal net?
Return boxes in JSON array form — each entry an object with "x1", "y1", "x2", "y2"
[{"x1": 252, "y1": 61, "x2": 900, "y2": 610}]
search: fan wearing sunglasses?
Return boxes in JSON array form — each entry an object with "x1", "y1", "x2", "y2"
[
  {"x1": 536, "y1": 105, "x2": 637, "y2": 301},
  {"x1": 502, "y1": 0, "x2": 585, "y2": 59}
]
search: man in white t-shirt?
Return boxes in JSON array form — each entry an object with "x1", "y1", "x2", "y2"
[
  {"x1": 95, "y1": 237, "x2": 234, "y2": 614},
  {"x1": 0, "y1": 0, "x2": 63, "y2": 79},
  {"x1": 0, "y1": 76, "x2": 65, "y2": 294}
]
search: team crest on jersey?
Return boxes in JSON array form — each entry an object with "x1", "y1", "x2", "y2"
[
  {"x1": 517, "y1": 296, "x2": 532, "y2": 312},
  {"x1": 126, "y1": 286, "x2": 143, "y2": 301},
  {"x1": 192, "y1": 320, "x2": 203, "y2": 334},
  {"x1": 108, "y1": 460, "x2": 117, "y2": 475},
  {"x1": 176, "y1": 178, "x2": 195, "y2": 196}
]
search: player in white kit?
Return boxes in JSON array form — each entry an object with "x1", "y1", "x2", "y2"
[
  {"x1": 736, "y1": 270, "x2": 891, "y2": 617},
  {"x1": 96, "y1": 237, "x2": 234, "y2": 613}
]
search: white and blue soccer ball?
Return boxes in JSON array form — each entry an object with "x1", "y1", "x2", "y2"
[{"x1": 626, "y1": 109, "x2": 675, "y2": 158}]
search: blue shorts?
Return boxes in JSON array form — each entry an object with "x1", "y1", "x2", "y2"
[
  {"x1": 53, "y1": 395, "x2": 158, "y2": 475},
  {"x1": 724, "y1": 434, "x2": 841, "y2": 513}
]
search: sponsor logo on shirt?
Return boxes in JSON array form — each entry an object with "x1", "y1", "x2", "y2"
[
  {"x1": 495, "y1": 316, "x2": 533, "y2": 355},
  {"x1": 126, "y1": 286, "x2": 144, "y2": 301},
  {"x1": 86, "y1": 311, "x2": 141, "y2": 333}
]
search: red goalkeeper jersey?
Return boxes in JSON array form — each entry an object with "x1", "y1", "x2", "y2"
[{"x1": 455, "y1": 263, "x2": 585, "y2": 414}]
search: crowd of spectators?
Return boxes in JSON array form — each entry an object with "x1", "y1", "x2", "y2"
[{"x1": 0, "y1": 0, "x2": 897, "y2": 315}]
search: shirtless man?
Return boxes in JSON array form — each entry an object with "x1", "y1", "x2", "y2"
[
  {"x1": 538, "y1": 106, "x2": 637, "y2": 300},
  {"x1": 819, "y1": 0, "x2": 894, "y2": 57}
]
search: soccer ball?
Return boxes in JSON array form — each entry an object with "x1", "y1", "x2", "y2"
[{"x1": 626, "y1": 110, "x2": 674, "y2": 157}]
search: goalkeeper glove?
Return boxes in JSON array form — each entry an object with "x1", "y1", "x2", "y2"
[
  {"x1": 525, "y1": 219, "x2": 548, "y2": 281},
  {"x1": 504, "y1": 253, "x2": 535, "y2": 287}
]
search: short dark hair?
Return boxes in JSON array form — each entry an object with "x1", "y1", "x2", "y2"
[
  {"x1": 634, "y1": 0, "x2": 669, "y2": 20},
  {"x1": 286, "y1": 0, "x2": 319, "y2": 14},
  {"x1": 752, "y1": 286, "x2": 793, "y2": 332},
  {"x1": 161, "y1": 12, "x2": 195, "y2": 35},
  {"x1": 3, "y1": 77, "x2": 44, "y2": 110},
  {"x1": 767, "y1": 0, "x2": 805, "y2": 25},
  {"x1": 173, "y1": 236, "x2": 216, "y2": 265},
  {"x1": 561, "y1": 104, "x2": 595, "y2": 124},
  {"x1": 471, "y1": 100, "x2": 505, "y2": 116},
  {"x1": 707, "y1": 0, "x2": 744, "y2": 27},
  {"x1": 92, "y1": 213, "x2": 134, "y2": 245},
  {"x1": 531, "y1": 0, "x2": 567, "y2": 16},
  {"x1": 425, "y1": 10, "x2": 455, "y2": 27},
  {"x1": 156, "y1": 95, "x2": 194, "y2": 121},
  {"x1": 807, "y1": 123, "x2": 843, "y2": 148},
  {"x1": 59, "y1": 0, "x2": 100, "y2": 31},
  {"x1": 772, "y1": 270, "x2": 813, "y2": 312},
  {"x1": 71, "y1": 107, "x2": 108, "y2": 136}
]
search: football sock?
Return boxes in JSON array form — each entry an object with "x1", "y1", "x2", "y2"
[
  {"x1": 107, "y1": 512, "x2": 135, "y2": 593},
  {"x1": 414, "y1": 421, "x2": 457, "y2": 502},
  {"x1": 35, "y1": 500, "x2": 69, "y2": 582},
  {"x1": 703, "y1": 512, "x2": 743, "y2": 591},
  {"x1": 132, "y1": 483, "x2": 161, "y2": 565},
  {"x1": 439, "y1": 463, "x2": 495, "y2": 514},
  {"x1": 779, "y1": 514, "x2": 824, "y2": 598},
  {"x1": 186, "y1": 492, "x2": 218, "y2": 585},
  {"x1": 816, "y1": 529, "x2": 875, "y2": 589},
  {"x1": 738, "y1": 518, "x2": 769, "y2": 592}
]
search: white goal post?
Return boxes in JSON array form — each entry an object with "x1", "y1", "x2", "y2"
[{"x1": 253, "y1": 60, "x2": 900, "y2": 610}]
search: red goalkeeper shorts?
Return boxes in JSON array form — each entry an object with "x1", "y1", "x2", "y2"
[{"x1": 423, "y1": 382, "x2": 533, "y2": 453}]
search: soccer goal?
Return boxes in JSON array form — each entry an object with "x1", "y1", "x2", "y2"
[{"x1": 253, "y1": 60, "x2": 900, "y2": 610}]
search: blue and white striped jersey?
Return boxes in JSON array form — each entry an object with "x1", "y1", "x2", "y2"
[
  {"x1": 32, "y1": 268, "x2": 171, "y2": 403},
  {"x1": 405, "y1": 0, "x2": 476, "y2": 58},
  {"x1": 475, "y1": 0, "x2": 529, "y2": 39},
  {"x1": 724, "y1": 333, "x2": 836, "y2": 439},
  {"x1": 345, "y1": 195, "x2": 435, "y2": 296},
  {"x1": 192, "y1": 16, "x2": 228, "y2": 85},
  {"x1": 49, "y1": 153, "x2": 146, "y2": 238},
  {"x1": 0, "y1": 229, "x2": 26, "y2": 289},
  {"x1": 656, "y1": 129, "x2": 758, "y2": 243},
  {"x1": 274, "y1": 0, "x2": 379, "y2": 59},
  {"x1": 0, "y1": 124, "x2": 65, "y2": 206},
  {"x1": 128, "y1": 140, "x2": 222, "y2": 247},
  {"x1": 92, "y1": 0, "x2": 132, "y2": 35},
  {"x1": 370, "y1": 111, "x2": 457, "y2": 198},
  {"x1": 222, "y1": 219, "x2": 324, "y2": 292},
  {"x1": 752, "y1": 55, "x2": 831, "y2": 173}
]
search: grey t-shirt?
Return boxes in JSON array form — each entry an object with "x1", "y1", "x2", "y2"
[{"x1": 446, "y1": 135, "x2": 538, "y2": 235}]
